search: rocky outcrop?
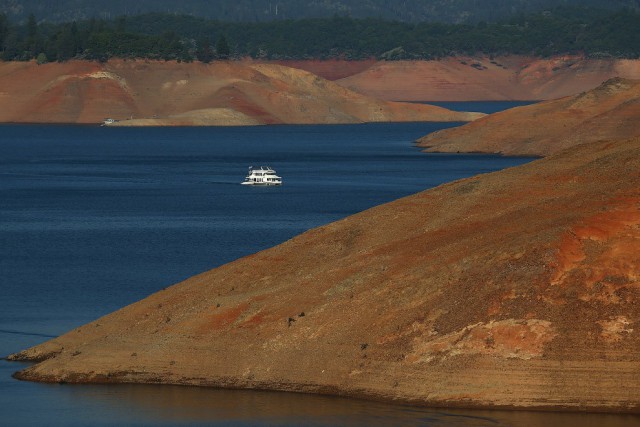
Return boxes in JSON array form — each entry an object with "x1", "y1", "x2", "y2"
[
  {"x1": 0, "y1": 60, "x2": 482, "y2": 126},
  {"x1": 10, "y1": 134, "x2": 640, "y2": 412},
  {"x1": 417, "y1": 78, "x2": 640, "y2": 156}
]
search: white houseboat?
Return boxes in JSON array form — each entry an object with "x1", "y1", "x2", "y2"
[{"x1": 241, "y1": 166, "x2": 282, "y2": 186}]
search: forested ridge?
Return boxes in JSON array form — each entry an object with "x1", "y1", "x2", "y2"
[
  {"x1": 1, "y1": 0, "x2": 638, "y2": 23},
  {"x1": 0, "y1": 6, "x2": 639, "y2": 63}
]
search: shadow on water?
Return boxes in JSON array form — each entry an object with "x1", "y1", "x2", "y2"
[
  {"x1": 16, "y1": 382, "x2": 638, "y2": 427},
  {"x1": 0, "y1": 329, "x2": 57, "y2": 339}
]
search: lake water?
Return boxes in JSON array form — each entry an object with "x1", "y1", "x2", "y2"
[
  {"x1": 427, "y1": 101, "x2": 537, "y2": 114},
  {"x1": 1, "y1": 107, "x2": 638, "y2": 426}
]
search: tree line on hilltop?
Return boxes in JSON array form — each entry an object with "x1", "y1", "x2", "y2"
[
  {"x1": 0, "y1": 6, "x2": 639, "y2": 63},
  {"x1": 2, "y1": 0, "x2": 638, "y2": 24}
]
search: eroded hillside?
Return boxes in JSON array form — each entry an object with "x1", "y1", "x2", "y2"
[
  {"x1": 326, "y1": 56, "x2": 640, "y2": 101},
  {"x1": 0, "y1": 60, "x2": 482, "y2": 126},
  {"x1": 417, "y1": 77, "x2": 640, "y2": 156},
  {"x1": 10, "y1": 134, "x2": 640, "y2": 412}
]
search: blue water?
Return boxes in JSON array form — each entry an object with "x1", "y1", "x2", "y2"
[
  {"x1": 428, "y1": 101, "x2": 537, "y2": 114},
  {"x1": 1, "y1": 113, "x2": 637, "y2": 425},
  {"x1": 1, "y1": 121, "x2": 533, "y2": 348}
]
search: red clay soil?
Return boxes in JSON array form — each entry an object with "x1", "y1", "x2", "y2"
[
  {"x1": 0, "y1": 59, "x2": 481, "y2": 126},
  {"x1": 270, "y1": 58, "x2": 378, "y2": 80},
  {"x1": 417, "y1": 78, "x2": 640, "y2": 156},
  {"x1": 333, "y1": 56, "x2": 640, "y2": 101},
  {"x1": 4, "y1": 56, "x2": 640, "y2": 126},
  {"x1": 10, "y1": 135, "x2": 640, "y2": 413}
]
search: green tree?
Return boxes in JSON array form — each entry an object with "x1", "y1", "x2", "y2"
[
  {"x1": 55, "y1": 23, "x2": 79, "y2": 61},
  {"x1": 116, "y1": 16, "x2": 127, "y2": 33},
  {"x1": 216, "y1": 34, "x2": 230, "y2": 59},
  {"x1": 25, "y1": 13, "x2": 38, "y2": 58},
  {"x1": 2, "y1": 31, "x2": 19, "y2": 60},
  {"x1": 0, "y1": 13, "x2": 8, "y2": 52},
  {"x1": 196, "y1": 37, "x2": 214, "y2": 63},
  {"x1": 36, "y1": 52, "x2": 47, "y2": 64}
]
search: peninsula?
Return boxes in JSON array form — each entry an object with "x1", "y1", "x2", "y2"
[
  {"x1": 9, "y1": 79, "x2": 640, "y2": 412},
  {"x1": 418, "y1": 77, "x2": 640, "y2": 156}
]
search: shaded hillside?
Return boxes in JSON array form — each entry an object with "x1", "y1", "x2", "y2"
[
  {"x1": 9, "y1": 134, "x2": 640, "y2": 412},
  {"x1": 0, "y1": 60, "x2": 482, "y2": 126},
  {"x1": 417, "y1": 78, "x2": 640, "y2": 155}
]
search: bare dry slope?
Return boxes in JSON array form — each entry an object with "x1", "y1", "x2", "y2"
[
  {"x1": 0, "y1": 60, "x2": 482, "y2": 126},
  {"x1": 335, "y1": 56, "x2": 640, "y2": 101},
  {"x1": 10, "y1": 135, "x2": 640, "y2": 412},
  {"x1": 418, "y1": 78, "x2": 640, "y2": 156}
]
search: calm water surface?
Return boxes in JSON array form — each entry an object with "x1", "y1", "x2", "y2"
[
  {"x1": 427, "y1": 101, "x2": 536, "y2": 114},
  {"x1": 1, "y1": 108, "x2": 637, "y2": 426}
]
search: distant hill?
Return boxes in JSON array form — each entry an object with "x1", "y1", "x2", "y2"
[
  {"x1": 1, "y1": 0, "x2": 639, "y2": 23},
  {"x1": 0, "y1": 60, "x2": 483, "y2": 125},
  {"x1": 417, "y1": 77, "x2": 640, "y2": 156}
]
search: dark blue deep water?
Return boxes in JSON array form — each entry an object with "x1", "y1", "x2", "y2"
[{"x1": 1, "y1": 112, "x2": 638, "y2": 426}]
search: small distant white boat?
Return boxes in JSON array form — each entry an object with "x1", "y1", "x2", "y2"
[
  {"x1": 241, "y1": 166, "x2": 282, "y2": 186},
  {"x1": 101, "y1": 118, "x2": 116, "y2": 126}
]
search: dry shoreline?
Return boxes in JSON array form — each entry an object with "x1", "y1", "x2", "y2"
[
  {"x1": 8, "y1": 133, "x2": 640, "y2": 413},
  {"x1": 417, "y1": 78, "x2": 640, "y2": 157},
  {"x1": 279, "y1": 55, "x2": 640, "y2": 101},
  {"x1": 6, "y1": 60, "x2": 640, "y2": 414},
  {"x1": 3, "y1": 55, "x2": 640, "y2": 126},
  {"x1": 0, "y1": 60, "x2": 483, "y2": 126}
]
